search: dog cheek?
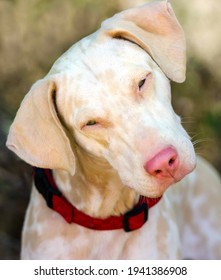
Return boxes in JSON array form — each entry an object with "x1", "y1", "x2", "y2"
[
  {"x1": 74, "y1": 131, "x2": 107, "y2": 158},
  {"x1": 103, "y1": 140, "x2": 140, "y2": 183}
]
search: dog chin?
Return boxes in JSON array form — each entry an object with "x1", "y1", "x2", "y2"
[
  {"x1": 125, "y1": 178, "x2": 172, "y2": 198},
  {"x1": 121, "y1": 160, "x2": 196, "y2": 198},
  {"x1": 130, "y1": 176, "x2": 179, "y2": 198},
  {"x1": 145, "y1": 165, "x2": 196, "y2": 198}
]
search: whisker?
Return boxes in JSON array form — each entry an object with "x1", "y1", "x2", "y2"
[
  {"x1": 181, "y1": 116, "x2": 195, "y2": 120},
  {"x1": 190, "y1": 133, "x2": 199, "y2": 140},
  {"x1": 188, "y1": 132, "x2": 198, "y2": 137},
  {"x1": 192, "y1": 138, "x2": 212, "y2": 146},
  {"x1": 190, "y1": 133, "x2": 206, "y2": 141},
  {"x1": 181, "y1": 120, "x2": 195, "y2": 124},
  {"x1": 195, "y1": 151, "x2": 206, "y2": 157},
  {"x1": 193, "y1": 145, "x2": 209, "y2": 158}
]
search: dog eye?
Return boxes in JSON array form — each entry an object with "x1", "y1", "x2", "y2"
[
  {"x1": 138, "y1": 78, "x2": 146, "y2": 90},
  {"x1": 86, "y1": 120, "x2": 97, "y2": 126},
  {"x1": 138, "y1": 73, "x2": 152, "y2": 91}
]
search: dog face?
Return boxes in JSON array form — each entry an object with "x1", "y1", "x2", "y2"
[
  {"x1": 7, "y1": 1, "x2": 196, "y2": 198},
  {"x1": 54, "y1": 38, "x2": 196, "y2": 197}
]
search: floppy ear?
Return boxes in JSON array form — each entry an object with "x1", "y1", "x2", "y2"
[
  {"x1": 101, "y1": 0, "x2": 186, "y2": 83},
  {"x1": 6, "y1": 78, "x2": 75, "y2": 175}
]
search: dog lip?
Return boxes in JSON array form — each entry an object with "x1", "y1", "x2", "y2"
[
  {"x1": 176, "y1": 162, "x2": 196, "y2": 181},
  {"x1": 172, "y1": 172, "x2": 188, "y2": 183}
]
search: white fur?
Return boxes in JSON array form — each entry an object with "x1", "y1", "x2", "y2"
[
  {"x1": 19, "y1": 40, "x2": 221, "y2": 260},
  {"x1": 7, "y1": 3, "x2": 221, "y2": 260}
]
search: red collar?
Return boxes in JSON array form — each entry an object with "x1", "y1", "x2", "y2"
[{"x1": 34, "y1": 168, "x2": 162, "y2": 232}]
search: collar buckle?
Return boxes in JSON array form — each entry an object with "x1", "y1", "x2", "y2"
[{"x1": 123, "y1": 203, "x2": 148, "y2": 232}]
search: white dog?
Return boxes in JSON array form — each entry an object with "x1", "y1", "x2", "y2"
[{"x1": 7, "y1": 0, "x2": 221, "y2": 259}]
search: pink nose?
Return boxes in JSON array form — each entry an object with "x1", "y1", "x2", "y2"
[{"x1": 144, "y1": 147, "x2": 179, "y2": 179}]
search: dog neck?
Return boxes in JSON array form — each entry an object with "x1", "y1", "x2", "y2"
[{"x1": 53, "y1": 145, "x2": 138, "y2": 219}]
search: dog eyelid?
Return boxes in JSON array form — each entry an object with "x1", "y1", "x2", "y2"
[
  {"x1": 138, "y1": 79, "x2": 146, "y2": 90},
  {"x1": 138, "y1": 72, "x2": 152, "y2": 91},
  {"x1": 86, "y1": 120, "x2": 97, "y2": 126},
  {"x1": 81, "y1": 118, "x2": 112, "y2": 130},
  {"x1": 80, "y1": 119, "x2": 100, "y2": 130}
]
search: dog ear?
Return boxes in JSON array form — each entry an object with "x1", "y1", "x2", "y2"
[
  {"x1": 6, "y1": 77, "x2": 75, "y2": 175},
  {"x1": 101, "y1": 0, "x2": 186, "y2": 83}
]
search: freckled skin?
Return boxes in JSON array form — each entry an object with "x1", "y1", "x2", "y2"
[
  {"x1": 7, "y1": 2, "x2": 221, "y2": 260},
  {"x1": 20, "y1": 40, "x2": 221, "y2": 259}
]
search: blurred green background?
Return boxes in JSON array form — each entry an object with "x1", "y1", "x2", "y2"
[{"x1": 0, "y1": 0, "x2": 220, "y2": 259}]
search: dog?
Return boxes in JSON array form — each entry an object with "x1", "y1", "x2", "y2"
[{"x1": 6, "y1": 0, "x2": 221, "y2": 259}]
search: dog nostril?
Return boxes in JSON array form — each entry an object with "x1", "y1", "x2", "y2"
[
  {"x1": 169, "y1": 157, "x2": 175, "y2": 166},
  {"x1": 144, "y1": 147, "x2": 179, "y2": 178}
]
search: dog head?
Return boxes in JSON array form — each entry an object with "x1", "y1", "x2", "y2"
[{"x1": 7, "y1": 1, "x2": 196, "y2": 198}]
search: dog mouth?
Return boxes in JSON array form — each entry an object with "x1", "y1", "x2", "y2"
[
  {"x1": 129, "y1": 164, "x2": 195, "y2": 199},
  {"x1": 154, "y1": 162, "x2": 196, "y2": 191}
]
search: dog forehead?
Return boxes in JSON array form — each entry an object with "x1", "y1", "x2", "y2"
[
  {"x1": 52, "y1": 34, "x2": 157, "y2": 121},
  {"x1": 81, "y1": 37, "x2": 151, "y2": 70},
  {"x1": 50, "y1": 34, "x2": 152, "y2": 81}
]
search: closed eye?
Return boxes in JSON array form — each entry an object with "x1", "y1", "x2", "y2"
[
  {"x1": 86, "y1": 120, "x2": 97, "y2": 126},
  {"x1": 138, "y1": 72, "x2": 152, "y2": 91},
  {"x1": 138, "y1": 79, "x2": 146, "y2": 90},
  {"x1": 81, "y1": 118, "x2": 112, "y2": 130},
  {"x1": 81, "y1": 118, "x2": 107, "y2": 129}
]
